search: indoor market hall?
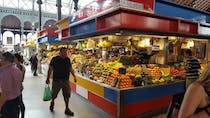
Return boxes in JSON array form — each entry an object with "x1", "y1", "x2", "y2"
[{"x1": 1, "y1": 0, "x2": 210, "y2": 118}]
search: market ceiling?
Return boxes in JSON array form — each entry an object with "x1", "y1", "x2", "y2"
[{"x1": 172, "y1": 0, "x2": 210, "y2": 12}]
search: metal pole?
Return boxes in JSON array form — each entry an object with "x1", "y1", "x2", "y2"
[
  {"x1": 73, "y1": 0, "x2": 79, "y2": 11},
  {"x1": 36, "y1": 0, "x2": 43, "y2": 74},
  {"x1": 37, "y1": 0, "x2": 43, "y2": 31},
  {"x1": 56, "y1": 0, "x2": 62, "y2": 20}
]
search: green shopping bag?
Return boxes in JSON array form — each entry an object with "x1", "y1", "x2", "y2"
[{"x1": 43, "y1": 84, "x2": 52, "y2": 101}]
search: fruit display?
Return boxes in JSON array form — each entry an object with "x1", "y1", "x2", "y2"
[
  {"x1": 71, "y1": 54, "x2": 83, "y2": 69},
  {"x1": 87, "y1": 39, "x2": 96, "y2": 49},
  {"x1": 44, "y1": 44, "x2": 186, "y2": 89},
  {"x1": 76, "y1": 42, "x2": 86, "y2": 50},
  {"x1": 106, "y1": 71, "x2": 133, "y2": 89},
  {"x1": 127, "y1": 65, "x2": 142, "y2": 75},
  {"x1": 98, "y1": 40, "x2": 112, "y2": 48},
  {"x1": 107, "y1": 61, "x2": 124, "y2": 70},
  {"x1": 74, "y1": 57, "x2": 186, "y2": 88},
  {"x1": 200, "y1": 64, "x2": 206, "y2": 73},
  {"x1": 40, "y1": 50, "x2": 59, "y2": 64},
  {"x1": 149, "y1": 66, "x2": 162, "y2": 78},
  {"x1": 83, "y1": 59, "x2": 184, "y2": 88},
  {"x1": 170, "y1": 67, "x2": 186, "y2": 77},
  {"x1": 170, "y1": 67, "x2": 179, "y2": 76},
  {"x1": 91, "y1": 63, "x2": 112, "y2": 83},
  {"x1": 40, "y1": 44, "x2": 70, "y2": 64}
]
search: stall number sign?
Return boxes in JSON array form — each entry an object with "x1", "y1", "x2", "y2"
[
  {"x1": 120, "y1": 0, "x2": 144, "y2": 11},
  {"x1": 121, "y1": 0, "x2": 154, "y2": 13}
]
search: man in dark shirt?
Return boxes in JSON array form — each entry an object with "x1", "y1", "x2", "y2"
[{"x1": 46, "y1": 47, "x2": 77, "y2": 116}]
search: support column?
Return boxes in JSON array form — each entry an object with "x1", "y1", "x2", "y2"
[
  {"x1": 73, "y1": 0, "x2": 79, "y2": 11},
  {"x1": 37, "y1": 0, "x2": 43, "y2": 74},
  {"x1": 37, "y1": 0, "x2": 43, "y2": 31},
  {"x1": 56, "y1": 0, "x2": 62, "y2": 20},
  {"x1": 0, "y1": 25, "x2": 2, "y2": 47},
  {"x1": 20, "y1": 25, "x2": 24, "y2": 52}
]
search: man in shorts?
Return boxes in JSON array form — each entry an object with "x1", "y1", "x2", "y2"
[{"x1": 46, "y1": 47, "x2": 77, "y2": 116}]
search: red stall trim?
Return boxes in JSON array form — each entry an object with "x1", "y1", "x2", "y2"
[
  {"x1": 123, "y1": 96, "x2": 172, "y2": 118},
  {"x1": 70, "y1": 82, "x2": 76, "y2": 92},
  {"x1": 88, "y1": 92, "x2": 117, "y2": 117},
  {"x1": 96, "y1": 8, "x2": 198, "y2": 36}
]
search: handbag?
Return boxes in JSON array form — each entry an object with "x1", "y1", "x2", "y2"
[{"x1": 43, "y1": 84, "x2": 52, "y2": 101}]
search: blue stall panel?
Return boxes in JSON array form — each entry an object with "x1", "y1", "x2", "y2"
[
  {"x1": 70, "y1": 16, "x2": 77, "y2": 24},
  {"x1": 155, "y1": 0, "x2": 210, "y2": 23},
  {"x1": 104, "y1": 87, "x2": 118, "y2": 104},
  {"x1": 38, "y1": 36, "x2": 59, "y2": 44},
  {"x1": 122, "y1": 81, "x2": 185, "y2": 104},
  {"x1": 70, "y1": 19, "x2": 96, "y2": 36}
]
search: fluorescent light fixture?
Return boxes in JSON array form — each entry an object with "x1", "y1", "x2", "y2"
[{"x1": 115, "y1": 33, "x2": 121, "y2": 35}]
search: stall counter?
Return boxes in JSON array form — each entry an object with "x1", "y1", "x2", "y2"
[{"x1": 69, "y1": 73, "x2": 185, "y2": 118}]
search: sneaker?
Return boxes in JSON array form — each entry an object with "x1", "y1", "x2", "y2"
[
  {"x1": 65, "y1": 108, "x2": 74, "y2": 116},
  {"x1": 50, "y1": 102, "x2": 54, "y2": 112}
]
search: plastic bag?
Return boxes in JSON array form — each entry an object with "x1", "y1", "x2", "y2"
[{"x1": 43, "y1": 84, "x2": 52, "y2": 101}]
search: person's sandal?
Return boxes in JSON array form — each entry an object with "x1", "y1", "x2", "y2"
[{"x1": 65, "y1": 108, "x2": 74, "y2": 116}]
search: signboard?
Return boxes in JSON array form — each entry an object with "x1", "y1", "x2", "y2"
[
  {"x1": 120, "y1": 0, "x2": 154, "y2": 13},
  {"x1": 70, "y1": 0, "x2": 154, "y2": 23},
  {"x1": 199, "y1": 24, "x2": 210, "y2": 36}
]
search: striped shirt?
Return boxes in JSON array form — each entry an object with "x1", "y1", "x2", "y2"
[
  {"x1": 0, "y1": 63, "x2": 22, "y2": 100},
  {"x1": 185, "y1": 56, "x2": 201, "y2": 80}
]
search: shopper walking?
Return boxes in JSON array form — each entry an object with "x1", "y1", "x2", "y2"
[
  {"x1": 46, "y1": 47, "x2": 77, "y2": 116},
  {"x1": 178, "y1": 64, "x2": 210, "y2": 118},
  {"x1": 14, "y1": 53, "x2": 26, "y2": 118},
  {"x1": 0, "y1": 52, "x2": 22, "y2": 118},
  {"x1": 29, "y1": 52, "x2": 38, "y2": 76}
]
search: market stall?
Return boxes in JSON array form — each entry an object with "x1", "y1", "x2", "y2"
[
  {"x1": 56, "y1": 0, "x2": 210, "y2": 117},
  {"x1": 68, "y1": 35, "x2": 193, "y2": 118},
  {"x1": 37, "y1": 29, "x2": 59, "y2": 76}
]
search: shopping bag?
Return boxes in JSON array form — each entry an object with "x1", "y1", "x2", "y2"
[{"x1": 43, "y1": 84, "x2": 52, "y2": 101}]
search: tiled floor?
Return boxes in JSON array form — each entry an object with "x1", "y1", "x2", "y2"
[{"x1": 23, "y1": 65, "x2": 166, "y2": 118}]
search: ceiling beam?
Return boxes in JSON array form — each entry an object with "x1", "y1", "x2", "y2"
[
  {"x1": 194, "y1": 0, "x2": 207, "y2": 10},
  {"x1": 173, "y1": 0, "x2": 210, "y2": 12}
]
